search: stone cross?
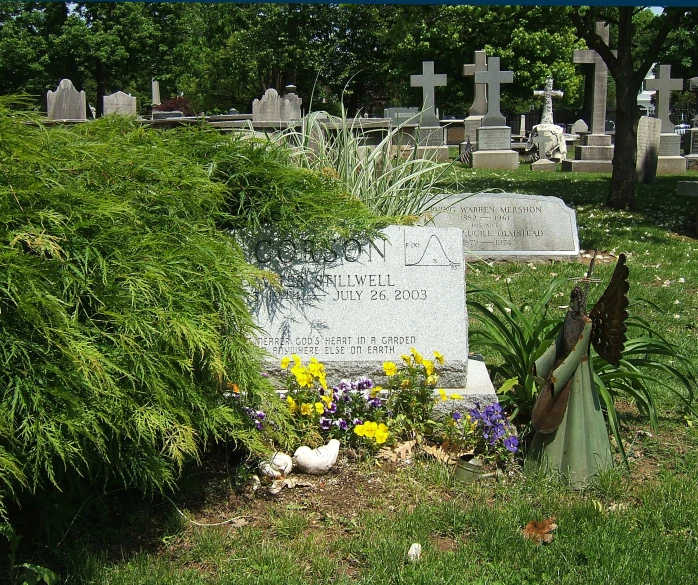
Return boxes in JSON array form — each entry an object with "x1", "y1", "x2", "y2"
[
  {"x1": 474, "y1": 56, "x2": 514, "y2": 127},
  {"x1": 533, "y1": 78, "x2": 564, "y2": 125},
  {"x1": 532, "y1": 132, "x2": 552, "y2": 158},
  {"x1": 47, "y1": 79, "x2": 86, "y2": 120},
  {"x1": 410, "y1": 61, "x2": 447, "y2": 120},
  {"x1": 573, "y1": 22, "x2": 612, "y2": 135},
  {"x1": 462, "y1": 50, "x2": 488, "y2": 116},
  {"x1": 645, "y1": 64, "x2": 684, "y2": 133}
]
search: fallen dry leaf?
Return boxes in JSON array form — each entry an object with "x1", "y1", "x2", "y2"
[
  {"x1": 421, "y1": 444, "x2": 457, "y2": 465},
  {"x1": 378, "y1": 440, "x2": 416, "y2": 463},
  {"x1": 522, "y1": 517, "x2": 558, "y2": 545}
]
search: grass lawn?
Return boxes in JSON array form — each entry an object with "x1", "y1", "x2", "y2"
[{"x1": 20, "y1": 168, "x2": 698, "y2": 584}]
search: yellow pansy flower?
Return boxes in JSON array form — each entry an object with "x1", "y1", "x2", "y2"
[
  {"x1": 450, "y1": 393, "x2": 463, "y2": 400},
  {"x1": 280, "y1": 356, "x2": 291, "y2": 370},
  {"x1": 318, "y1": 372, "x2": 328, "y2": 390},
  {"x1": 383, "y1": 361, "x2": 398, "y2": 376},
  {"x1": 363, "y1": 421, "x2": 378, "y2": 438},
  {"x1": 321, "y1": 394, "x2": 333, "y2": 406},
  {"x1": 354, "y1": 424, "x2": 366, "y2": 437},
  {"x1": 300, "y1": 403, "x2": 313, "y2": 416},
  {"x1": 426, "y1": 374, "x2": 439, "y2": 386},
  {"x1": 286, "y1": 396, "x2": 298, "y2": 413},
  {"x1": 401, "y1": 354, "x2": 412, "y2": 365},
  {"x1": 292, "y1": 354, "x2": 302, "y2": 368},
  {"x1": 315, "y1": 402, "x2": 325, "y2": 414},
  {"x1": 410, "y1": 347, "x2": 424, "y2": 365},
  {"x1": 308, "y1": 357, "x2": 325, "y2": 377},
  {"x1": 374, "y1": 423, "x2": 390, "y2": 444},
  {"x1": 423, "y1": 359, "x2": 434, "y2": 376},
  {"x1": 438, "y1": 388, "x2": 447, "y2": 402},
  {"x1": 370, "y1": 386, "x2": 382, "y2": 398},
  {"x1": 433, "y1": 350, "x2": 445, "y2": 365},
  {"x1": 400, "y1": 379, "x2": 411, "y2": 389}
]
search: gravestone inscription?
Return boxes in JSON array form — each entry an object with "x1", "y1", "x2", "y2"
[
  {"x1": 245, "y1": 226, "x2": 468, "y2": 387},
  {"x1": 423, "y1": 192, "x2": 579, "y2": 262}
]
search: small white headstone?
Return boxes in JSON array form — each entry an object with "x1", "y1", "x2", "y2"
[
  {"x1": 103, "y1": 91, "x2": 137, "y2": 116},
  {"x1": 252, "y1": 88, "x2": 302, "y2": 122}
]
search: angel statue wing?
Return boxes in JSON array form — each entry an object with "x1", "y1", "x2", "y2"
[{"x1": 588, "y1": 254, "x2": 629, "y2": 367}]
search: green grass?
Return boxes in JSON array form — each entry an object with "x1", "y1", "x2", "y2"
[
  {"x1": 11, "y1": 167, "x2": 698, "y2": 584},
  {"x1": 61, "y1": 419, "x2": 698, "y2": 584}
]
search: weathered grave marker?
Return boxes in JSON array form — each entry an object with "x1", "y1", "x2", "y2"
[
  {"x1": 252, "y1": 86, "x2": 302, "y2": 122},
  {"x1": 103, "y1": 91, "x2": 137, "y2": 116},
  {"x1": 635, "y1": 116, "x2": 661, "y2": 183},
  {"x1": 423, "y1": 192, "x2": 579, "y2": 262},
  {"x1": 47, "y1": 79, "x2": 86, "y2": 121}
]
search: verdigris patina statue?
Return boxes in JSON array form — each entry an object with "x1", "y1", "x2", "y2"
[{"x1": 526, "y1": 254, "x2": 629, "y2": 487}]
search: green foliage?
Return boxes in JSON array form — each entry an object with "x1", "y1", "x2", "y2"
[
  {"x1": 467, "y1": 279, "x2": 565, "y2": 424},
  {"x1": 0, "y1": 98, "x2": 379, "y2": 515},
  {"x1": 468, "y1": 277, "x2": 698, "y2": 458},
  {"x1": 1, "y1": 524, "x2": 58, "y2": 585},
  {"x1": 280, "y1": 110, "x2": 464, "y2": 218}
]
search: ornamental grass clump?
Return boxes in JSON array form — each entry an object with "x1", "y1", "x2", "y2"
[{"x1": 279, "y1": 355, "x2": 390, "y2": 448}]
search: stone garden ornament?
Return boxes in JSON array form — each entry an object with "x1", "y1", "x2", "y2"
[{"x1": 526, "y1": 254, "x2": 629, "y2": 487}]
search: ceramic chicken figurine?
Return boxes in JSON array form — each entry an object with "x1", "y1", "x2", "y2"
[{"x1": 526, "y1": 254, "x2": 629, "y2": 487}]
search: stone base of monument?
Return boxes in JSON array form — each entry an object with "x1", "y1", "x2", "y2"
[
  {"x1": 415, "y1": 126, "x2": 445, "y2": 147},
  {"x1": 472, "y1": 150, "x2": 519, "y2": 170},
  {"x1": 561, "y1": 159, "x2": 613, "y2": 173},
  {"x1": 530, "y1": 158, "x2": 556, "y2": 172},
  {"x1": 656, "y1": 156, "x2": 686, "y2": 175},
  {"x1": 430, "y1": 357, "x2": 498, "y2": 419},
  {"x1": 416, "y1": 145, "x2": 450, "y2": 162},
  {"x1": 463, "y1": 116, "x2": 484, "y2": 142},
  {"x1": 684, "y1": 155, "x2": 698, "y2": 171}
]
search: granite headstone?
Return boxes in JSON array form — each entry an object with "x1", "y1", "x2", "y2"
[
  {"x1": 246, "y1": 226, "x2": 469, "y2": 387},
  {"x1": 422, "y1": 192, "x2": 579, "y2": 262}
]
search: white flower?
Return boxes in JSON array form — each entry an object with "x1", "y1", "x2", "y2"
[{"x1": 679, "y1": 277, "x2": 686, "y2": 283}]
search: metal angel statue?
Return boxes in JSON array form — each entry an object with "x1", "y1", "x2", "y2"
[{"x1": 526, "y1": 254, "x2": 629, "y2": 487}]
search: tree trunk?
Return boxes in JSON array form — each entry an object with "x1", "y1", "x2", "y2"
[
  {"x1": 608, "y1": 73, "x2": 639, "y2": 210},
  {"x1": 606, "y1": 8, "x2": 639, "y2": 210}
]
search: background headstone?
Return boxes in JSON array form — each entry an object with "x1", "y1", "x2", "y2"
[
  {"x1": 252, "y1": 88, "x2": 302, "y2": 122},
  {"x1": 562, "y1": 22, "x2": 615, "y2": 173},
  {"x1": 151, "y1": 79, "x2": 161, "y2": 106},
  {"x1": 103, "y1": 91, "x2": 137, "y2": 116},
  {"x1": 472, "y1": 56, "x2": 517, "y2": 170},
  {"x1": 410, "y1": 61, "x2": 447, "y2": 125},
  {"x1": 47, "y1": 79, "x2": 86, "y2": 121},
  {"x1": 635, "y1": 116, "x2": 661, "y2": 183},
  {"x1": 423, "y1": 192, "x2": 579, "y2": 262}
]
